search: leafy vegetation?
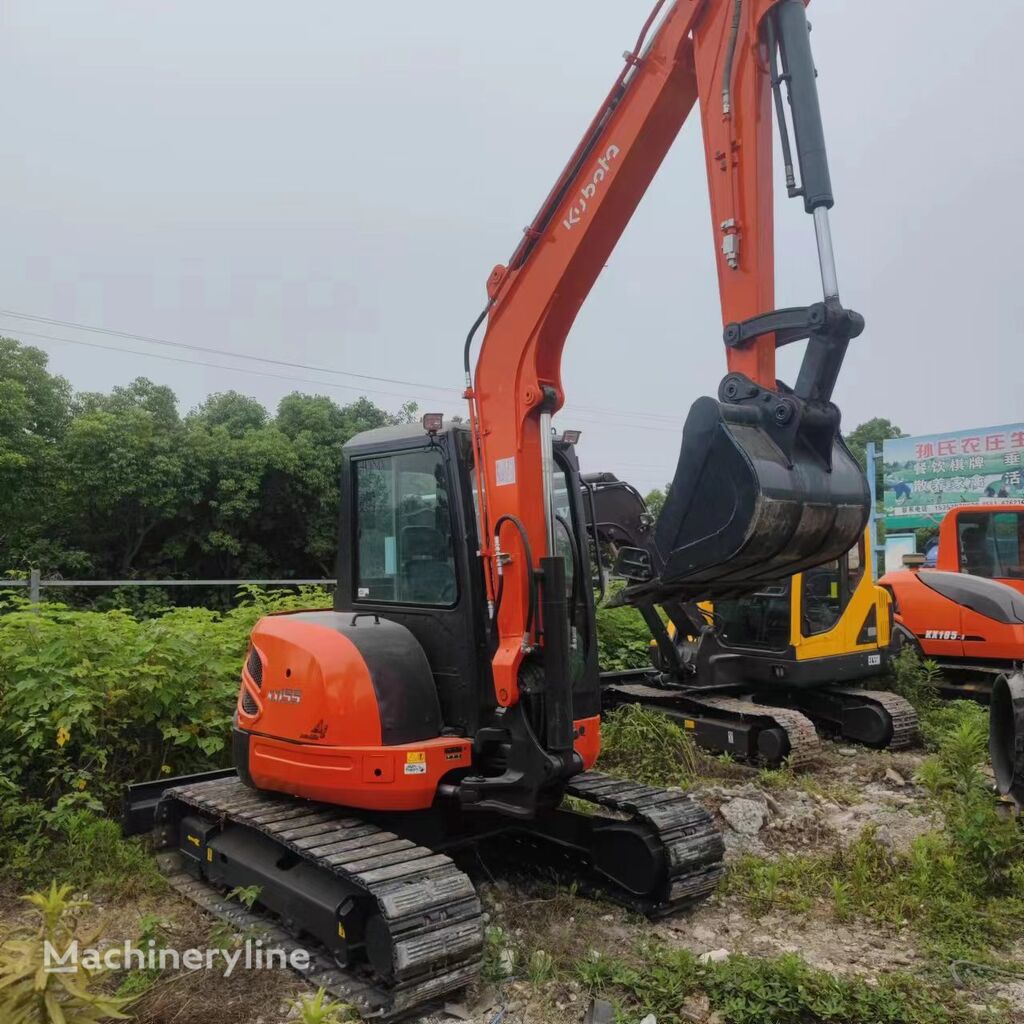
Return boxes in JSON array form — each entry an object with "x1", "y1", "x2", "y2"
[
  {"x1": 0, "y1": 883, "x2": 132, "y2": 1024},
  {"x1": 0, "y1": 337, "x2": 416, "y2": 599},
  {"x1": 594, "y1": 599, "x2": 653, "y2": 671},
  {"x1": 290, "y1": 988, "x2": 358, "y2": 1024},
  {"x1": 574, "y1": 944, "x2": 993, "y2": 1024},
  {"x1": 0, "y1": 587, "x2": 328, "y2": 890},
  {"x1": 595, "y1": 703, "x2": 699, "y2": 787}
]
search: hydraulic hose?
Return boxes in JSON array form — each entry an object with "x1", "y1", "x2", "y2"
[
  {"x1": 721, "y1": 0, "x2": 743, "y2": 115},
  {"x1": 493, "y1": 513, "x2": 537, "y2": 642}
]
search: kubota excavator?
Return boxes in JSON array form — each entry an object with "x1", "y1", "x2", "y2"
[
  {"x1": 124, "y1": 1, "x2": 870, "y2": 1014},
  {"x1": 584, "y1": 476, "x2": 916, "y2": 765}
]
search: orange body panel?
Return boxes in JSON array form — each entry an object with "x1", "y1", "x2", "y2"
[
  {"x1": 880, "y1": 569, "x2": 1024, "y2": 662},
  {"x1": 237, "y1": 614, "x2": 601, "y2": 809},
  {"x1": 246, "y1": 733, "x2": 470, "y2": 812}
]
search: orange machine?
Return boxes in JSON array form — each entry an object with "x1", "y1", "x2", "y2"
[
  {"x1": 126, "y1": 2, "x2": 870, "y2": 1012},
  {"x1": 933, "y1": 504, "x2": 1024, "y2": 595},
  {"x1": 880, "y1": 567, "x2": 1024, "y2": 693}
]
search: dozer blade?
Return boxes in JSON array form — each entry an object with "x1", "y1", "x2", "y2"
[{"x1": 620, "y1": 374, "x2": 868, "y2": 605}]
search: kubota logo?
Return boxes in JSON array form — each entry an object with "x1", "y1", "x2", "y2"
[{"x1": 562, "y1": 145, "x2": 620, "y2": 230}]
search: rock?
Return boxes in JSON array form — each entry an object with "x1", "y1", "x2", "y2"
[
  {"x1": 585, "y1": 998, "x2": 616, "y2": 1024},
  {"x1": 720, "y1": 797, "x2": 768, "y2": 835},
  {"x1": 873, "y1": 826, "x2": 895, "y2": 852},
  {"x1": 838, "y1": 747, "x2": 858, "y2": 757},
  {"x1": 497, "y1": 948, "x2": 516, "y2": 977},
  {"x1": 443, "y1": 1003, "x2": 472, "y2": 1020},
  {"x1": 691, "y1": 924, "x2": 717, "y2": 943},
  {"x1": 681, "y1": 992, "x2": 712, "y2": 1021},
  {"x1": 884, "y1": 768, "x2": 906, "y2": 786},
  {"x1": 699, "y1": 948, "x2": 730, "y2": 964},
  {"x1": 639, "y1": 1016, "x2": 658, "y2": 1024}
]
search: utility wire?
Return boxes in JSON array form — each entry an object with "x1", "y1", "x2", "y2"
[
  {"x1": 0, "y1": 308, "x2": 686, "y2": 426},
  {"x1": 13, "y1": 326, "x2": 684, "y2": 435}
]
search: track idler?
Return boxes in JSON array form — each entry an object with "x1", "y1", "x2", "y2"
[{"x1": 990, "y1": 670, "x2": 1024, "y2": 808}]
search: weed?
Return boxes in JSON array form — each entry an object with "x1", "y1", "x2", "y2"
[
  {"x1": 227, "y1": 884, "x2": 263, "y2": 910},
  {"x1": 0, "y1": 882, "x2": 132, "y2": 1023},
  {"x1": 574, "y1": 943, "x2": 991, "y2": 1023},
  {"x1": 482, "y1": 925, "x2": 515, "y2": 983},
  {"x1": 596, "y1": 704, "x2": 699, "y2": 787},
  {"x1": 526, "y1": 948, "x2": 555, "y2": 985},
  {"x1": 291, "y1": 987, "x2": 358, "y2": 1024},
  {"x1": 0, "y1": 804, "x2": 162, "y2": 897}
]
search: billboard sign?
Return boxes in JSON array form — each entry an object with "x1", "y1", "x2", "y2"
[{"x1": 883, "y1": 422, "x2": 1024, "y2": 530}]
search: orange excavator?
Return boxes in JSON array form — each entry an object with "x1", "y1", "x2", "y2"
[
  {"x1": 125, "y1": 1, "x2": 869, "y2": 1014},
  {"x1": 880, "y1": 504, "x2": 1024, "y2": 696}
]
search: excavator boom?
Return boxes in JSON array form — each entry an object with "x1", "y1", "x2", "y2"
[{"x1": 467, "y1": 0, "x2": 869, "y2": 711}]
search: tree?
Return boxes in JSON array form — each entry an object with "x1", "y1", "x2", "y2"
[
  {"x1": 0, "y1": 334, "x2": 423, "y2": 594},
  {"x1": 189, "y1": 391, "x2": 268, "y2": 437},
  {"x1": 844, "y1": 418, "x2": 906, "y2": 471},
  {"x1": 58, "y1": 382, "x2": 203, "y2": 575},
  {"x1": 0, "y1": 339, "x2": 72, "y2": 566},
  {"x1": 644, "y1": 486, "x2": 667, "y2": 520}
]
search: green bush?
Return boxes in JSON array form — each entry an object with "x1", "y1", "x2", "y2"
[
  {"x1": 595, "y1": 601, "x2": 653, "y2": 671},
  {"x1": 0, "y1": 587, "x2": 329, "y2": 889},
  {"x1": 0, "y1": 588, "x2": 329, "y2": 810}
]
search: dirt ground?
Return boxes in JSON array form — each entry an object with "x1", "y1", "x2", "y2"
[{"x1": 2, "y1": 740, "x2": 1019, "y2": 1024}]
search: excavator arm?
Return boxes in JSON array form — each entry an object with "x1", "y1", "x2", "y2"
[{"x1": 465, "y1": 0, "x2": 869, "y2": 711}]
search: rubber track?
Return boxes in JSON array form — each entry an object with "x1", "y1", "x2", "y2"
[
  {"x1": 563, "y1": 771, "x2": 725, "y2": 915},
  {"x1": 827, "y1": 687, "x2": 920, "y2": 750},
  {"x1": 161, "y1": 777, "x2": 484, "y2": 1019},
  {"x1": 692, "y1": 695, "x2": 821, "y2": 768}
]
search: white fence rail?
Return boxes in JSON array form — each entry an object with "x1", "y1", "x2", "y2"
[{"x1": 3, "y1": 570, "x2": 337, "y2": 603}]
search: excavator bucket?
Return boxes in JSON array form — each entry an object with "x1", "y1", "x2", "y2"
[{"x1": 620, "y1": 368, "x2": 869, "y2": 606}]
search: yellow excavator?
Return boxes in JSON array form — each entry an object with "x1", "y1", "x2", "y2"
[{"x1": 584, "y1": 474, "x2": 918, "y2": 766}]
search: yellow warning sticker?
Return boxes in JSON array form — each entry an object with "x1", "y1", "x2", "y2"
[
  {"x1": 186, "y1": 834, "x2": 200, "y2": 847},
  {"x1": 207, "y1": 848, "x2": 213, "y2": 862},
  {"x1": 337, "y1": 922, "x2": 346, "y2": 938},
  {"x1": 684, "y1": 719, "x2": 696, "y2": 730},
  {"x1": 406, "y1": 751, "x2": 426, "y2": 764}
]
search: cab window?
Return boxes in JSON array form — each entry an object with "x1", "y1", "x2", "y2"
[
  {"x1": 355, "y1": 449, "x2": 457, "y2": 606},
  {"x1": 959, "y1": 511, "x2": 1024, "y2": 580},
  {"x1": 716, "y1": 585, "x2": 791, "y2": 651}
]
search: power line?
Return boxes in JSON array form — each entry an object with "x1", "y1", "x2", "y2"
[
  {"x1": 14, "y1": 326, "x2": 685, "y2": 434},
  {"x1": 0, "y1": 308, "x2": 687, "y2": 426},
  {"x1": 11, "y1": 329, "x2": 464, "y2": 408},
  {"x1": 0, "y1": 308, "x2": 456, "y2": 395}
]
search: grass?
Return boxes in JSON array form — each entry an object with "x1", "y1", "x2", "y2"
[
  {"x1": 0, "y1": 805, "x2": 162, "y2": 899},
  {"x1": 724, "y1": 683, "x2": 1024, "y2": 966},
  {"x1": 595, "y1": 703, "x2": 700, "y2": 787},
  {"x1": 573, "y1": 943, "x2": 1001, "y2": 1023}
]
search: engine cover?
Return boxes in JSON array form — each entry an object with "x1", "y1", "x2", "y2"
[{"x1": 235, "y1": 610, "x2": 470, "y2": 810}]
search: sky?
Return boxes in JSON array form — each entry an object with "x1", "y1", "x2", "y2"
[{"x1": 1, "y1": 1, "x2": 1022, "y2": 494}]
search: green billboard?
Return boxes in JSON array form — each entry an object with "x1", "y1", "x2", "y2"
[{"x1": 882, "y1": 423, "x2": 1024, "y2": 530}]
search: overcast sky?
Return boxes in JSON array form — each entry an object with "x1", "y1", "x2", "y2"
[{"x1": 2, "y1": 1, "x2": 1022, "y2": 493}]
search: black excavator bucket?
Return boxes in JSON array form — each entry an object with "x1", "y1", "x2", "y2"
[{"x1": 617, "y1": 304, "x2": 870, "y2": 606}]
